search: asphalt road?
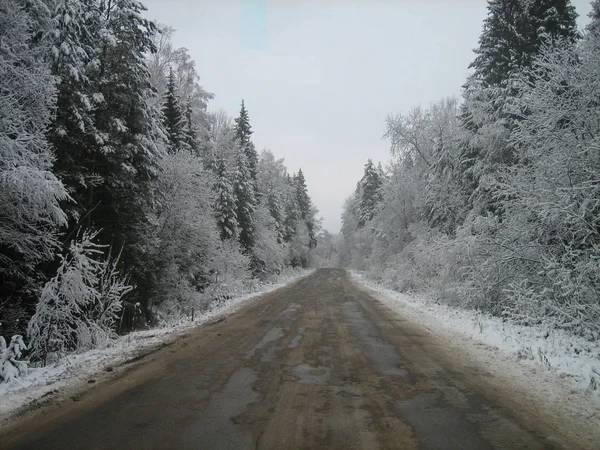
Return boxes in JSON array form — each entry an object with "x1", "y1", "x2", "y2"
[{"x1": 1, "y1": 269, "x2": 585, "y2": 449}]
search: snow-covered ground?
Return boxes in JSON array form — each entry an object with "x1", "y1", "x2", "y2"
[
  {"x1": 352, "y1": 271, "x2": 600, "y2": 412},
  {"x1": 0, "y1": 269, "x2": 312, "y2": 427}
]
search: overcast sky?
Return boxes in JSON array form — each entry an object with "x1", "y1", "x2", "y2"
[{"x1": 143, "y1": 0, "x2": 592, "y2": 233}]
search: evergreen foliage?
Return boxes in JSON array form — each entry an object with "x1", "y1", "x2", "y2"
[
  {"x1": 214, "y1": 158, "x2": 239, "y2": 241},
  {"x1": 233, "y1": 148, "x2": 257, "y2": 252},
  {"x1": 162, "y1": 67, "x2": 185, "y2": 153},
  {"x1": 234, "y1": 100, "x2": 259, "y2": 182}
]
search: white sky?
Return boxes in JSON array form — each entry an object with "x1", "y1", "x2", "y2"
[{"x1": 143, "y1": 0, "x2": 592, "y2": 233}]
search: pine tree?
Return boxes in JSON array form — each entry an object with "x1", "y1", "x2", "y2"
[
  {"x1": 214, "y1": 158, "x2": 238, "y2": 241},
  {"x1": 233, "y1": 148, "x2": 256, "y2": 252},
  {"x1": 162, "y1": 67, "x2": 185, "y2": 153},
  {"x1": 234, "y1": 100, "x2": 259, "y2": 182},
  {"x1": 357, "y1": 159, "x2": 383, "y2": 228}
]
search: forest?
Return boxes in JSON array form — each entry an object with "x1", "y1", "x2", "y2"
[
  {"x1": 1, "y1": 0, "x2": 318, "y2": 378},
  {"x1": 339, "y1": 0, "x2": 600, "y2": 342}
]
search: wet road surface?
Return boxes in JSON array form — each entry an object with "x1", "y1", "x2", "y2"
[{"x1": 0, "y1": 269, "x2": 585, "y2": 449}]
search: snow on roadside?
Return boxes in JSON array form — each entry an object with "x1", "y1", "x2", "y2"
[
  {"x1": 0, "y1": 269, "x2": 313, "y2": 425},
  {"x1": 351, "y1": 271, "x2": 600, "y2": 400}
]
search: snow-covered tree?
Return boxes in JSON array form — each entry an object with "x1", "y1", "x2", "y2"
[
  {"x1": 205, "y1": 110, "x2": 237, "y2": 168},
  {"x1": 145, "y1": 151, "x2": 221, "y2": 313},
  {"x1": 233, "y1": 148, "x2": 257, "y2": 252},
  {"x1": 252, "y1": 204, "x2": 285, "y2": 275},
  {"x1": 0, "y1": 0, "x2": 70, "y2": 334},
  {"x1": 147, "y1": 25, "x2": 212, "y2": 154},
  {"x1": 213, "y1": 157, "x2": 238, "y2": 241},
  {"x1": 357, "y1": 159, "x2": 383, "y2": 228},
  {"x1": 234, "y1": 100, "x2": 258, "y2": 183},
  {"x1": 0, "y1": 335, "x2": 29, "y2": 382},
  {"x1": 162, "y1": 67, "x2": 185, "y2": 153},
  {"x1": 28, "y1": 230, "x2": 133, "y2": 364}
]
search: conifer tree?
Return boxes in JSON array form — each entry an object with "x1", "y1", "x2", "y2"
[
  {"x1": 233, "y1": 148, "x2": 256, "y2": 252},
  {"x1": 234, "y1": 100, "x2": 259, "y2": 182},
  {"x1": 294, "y1": 170, "x2": 317, "y2": 248},
  {"x1": 587, "y1": 0, "x2": 600, "y2": 34},
  {"x1": 294, "y1": 169, "x2": 311, "y2": 220},
  {"x1": 469, "y1": 0, "x2": 531, "y2": 88},
  {"x1": 357, "y1": 159, "x2": 383, "y2": 229},
  {"x1": 162, "y1": 67, "x2": 185, "y2": 153},
  {"x1": 214, "y1": 158, "x2": 238, "y2": 241},
  {"x1": 0, "y1": 0, "x2": 70, "y2": 335},
  {"x1": 282, "y1": 190, "x2": 300, "y2": 244},
  {"x1": 182, "y1": 100, "x2": 199, "y2": 154},
  {"x1": 266, "y1": 184, "x2": 284, "y2": 243},
  {"x1": 528, "y1": 0, "x2": 578, "y2": 46},
  {"x1": 48, "y1": 0, "x2": 162, "y2": 312}
]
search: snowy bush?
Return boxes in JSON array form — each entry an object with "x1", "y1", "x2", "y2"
[
  {"x1": 0, "y1": 335, "x2": 29, "y2": 382},
  {"x1": 27, "y1": 231, "x2": 133, "y2": 365}
]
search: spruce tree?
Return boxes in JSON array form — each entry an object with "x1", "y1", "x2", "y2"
[
  {"x1": 528, "y1": 0, "x2": 578, "y2": 47},
  {"x1": 282, "y1": 191, "x2": 300, "y2": 244},
  {"x1": 214, "y1": 158, "x2": 238, "y2": 241},
  {"x1": 587, "y1": 0, "x2": 600, "y2": 34},
  {"x1": 266, "y1": 183, "x2": 284, "y2": 243},
  {"x1": 294, "y1": 170, "x2": 317, "y2": 248},
  {"x1": 48, "y1": 0, "x2": 162, "y2": 313},
  {"x1": 182, "y1": 100, "x2": 199, "y2": 154},
  {"x1": 234, "y1": 100, "x2": 259, "y2": 182},
  {"x1": 233, "y1": 148, "x2": 256, "y2": 252},
  {"x1": 470, "y1": 0, "x2": 578, "y2": 88},
  {"x1": 0, "y1": 0, "x2": 70, "y2": 336},
  {"x1": 460, "y1": 0, "x2": 579, "y2": 218},
  {"x1": 357, "y1": 159, "x2": 383, "y2": 229},
  {"x1": 162, "y1": 67, "x2": 185, "y2": 153},
  {"x1": 469, "y1": 0, "x2": 531, "y2": 88},
  {"x1": 294, "y1": 169, "x2": 311, "y2": 220}
]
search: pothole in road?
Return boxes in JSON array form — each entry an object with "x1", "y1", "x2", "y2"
[
  {"x1": 336, "y1": 390, "x2": 362, "y2": 398},
  {"x1": 181, "y1": 367, "x2": 259, "y2": 448},
  {"x1": 287, "y1": 327, "x2": 307, "y2": 349},
  {"x1": 291, "y1": 364, "x2": 332, "y2": 385},
  {"x1": 395, "y1": 392, "x2": 492, "y2": 450},
  {"x1": 245, "y1": 327, "x2": 285, "y2": 360},
  {"x1": 341, "y1": 302, "x2": 414, "y2": 382}
]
